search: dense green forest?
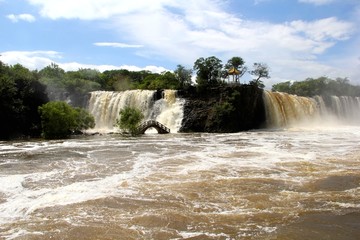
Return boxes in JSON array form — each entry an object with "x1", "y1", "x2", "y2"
[
  {"x1": 1, "y1": 56, "x2": 359, "y2": 139},
  {"x1": 0, "y1": 61, "x2": 48, "y2": 139},
  {"x1": 272, "y1": 76, "x2": 360, "y2": 97}
]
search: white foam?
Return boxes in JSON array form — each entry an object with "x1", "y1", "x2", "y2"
[
  {"x1": 0, "y1": 172, "x2": 138, "y2": 224},
  {"x1": 177, "y1": 231, "x2": 230, "y2": 239},
  {"x1": 1, "y1": 127, "x2": 360, "y2": 233},
  {"x1": 88, "y1": 89, "x2": 185, "y2": 133},
  {"x1": 3, "y1": 229, "x2": 44, "y2": 240}
]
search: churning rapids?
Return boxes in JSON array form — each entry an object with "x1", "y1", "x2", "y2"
[{"x1": 1, "y1": 90, "x2": 360, "y2": 239}]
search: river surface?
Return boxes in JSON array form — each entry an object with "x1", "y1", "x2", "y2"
[{"x1": 1, "y1": 126, "x2": 360, "y2": 239}]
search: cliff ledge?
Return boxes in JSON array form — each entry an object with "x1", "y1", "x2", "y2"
[{"x1": 178, "y1": 85, "x2": 266, "y2": 133}]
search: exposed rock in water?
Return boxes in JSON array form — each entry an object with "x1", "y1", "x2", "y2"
[{"x1": 178, "y1": 85, "x2": 266, "y2": 133}]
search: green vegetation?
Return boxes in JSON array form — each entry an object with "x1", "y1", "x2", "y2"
[
  {"x1": 38, "y1": 63, "x2": 102, "y2": 106},
  {"x1": 210, "y1": 90, "x2": 240, "y2": 128},
  {"x1": 193, "y1": 56, "x2": 270, "y2": 90},
  {"x1": 223, "y1": 56, "x2": 247, "y2": 82},
  {"x1": 0, "y1": 62, "x2": 49, "y2": 139},
  {"x1": 174, "y1": 64, "x2": 193, "y2": 89},
  {"x1": 2, "y1": 54, "x2": 359, "y2": 139},
  {"x1": 271, "y1": 76, "x2": 360, "y2": 97},
  {"x1": 116, "y1": 107, "x2": 144, "y2": 135},
  {"x1": 194, "y1": 56, "x2": 223, "y2": 88},
  {"x1": 38, "y1": 101, "x2": 94, "y2": 139},
  {"x1": 249, "y1": 63, "x2": 270, "y2": 88}
]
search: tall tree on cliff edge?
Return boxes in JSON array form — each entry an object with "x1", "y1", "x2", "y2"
[
  {"x1": 249, "y1": 63, "x2": 270, "y2": 89},
  {"x1": 174, "y1": 65, "x2": 193, "y2": 89},
  {"x1": 223, "y1": 57, "x2": 247, "y2": 83},
  {"x1": 194, "y1": 56, "x2": 223, "y2": 89}
]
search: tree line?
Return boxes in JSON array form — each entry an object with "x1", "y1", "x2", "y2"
[
  {"x1": 272, "y1": 76, "x2": 360, "y2": 97},
  {"x1": 35, "y1": 56, "x2": 270, "y2": 105},
  {"x1": 1, "y1": 56, "x2": 358, "y2": 139},
  {"x1": 0, "y1": 61, "x2": 95, "y2": 139}
]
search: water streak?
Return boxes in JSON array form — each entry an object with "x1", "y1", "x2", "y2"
[
  {"x1": 88, "y1": 90, "x2": 184, "y2": 133},
  {"x1": 263, "y1": 91, "x2": 360, "y2": 128}
]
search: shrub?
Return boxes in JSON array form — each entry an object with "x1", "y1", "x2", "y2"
[
  {"x1": 39, "y1": 101, "x2": 94, "y2": 139},
  {"x1": 116, "y1": 107, "x2": 144, "y2": 135}
]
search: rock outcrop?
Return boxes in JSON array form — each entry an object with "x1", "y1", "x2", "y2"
[{"x1": 178, "y1": 85, "x2": 266, "y2": 133}]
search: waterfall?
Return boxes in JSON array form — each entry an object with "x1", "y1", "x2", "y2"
[
  {"x1": 263, "y1": 91, "x2": 360, "y2": 128},
  {"x1": 87, "y1": 90, "x2": 184, "y2": 133},
  {"x1": 328, "y1": 96, "x2": 360, "y2": 123},
  {"x1": 263, "y1": 91, "x2": 318, "y2": 128},
  {"x1": 149, "y1": 90, "x2": 185, "y2": 132}
]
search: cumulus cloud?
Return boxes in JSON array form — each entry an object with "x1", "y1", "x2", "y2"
[
  {"x1": 1, "y1": 51, "x2": 60, "y2": 69},
  {"x1": 24, "y1": 0, "x2": 359, "y2": 84},
  {"x1": 290, "y1": 17, "x2": 353, "y2": 41},
  {"x1": 94, "y1": 42, "x2": 143, "y2": 48},
  {"x1": 0, "y1": 50, "x2": 167, "y2": 73},
  {"x1": 6, "y1": 13, "x2": 36, "y2": 22},
  {"x1": 59, "y1": 62, "x2": 168, "y2": 73},
  {"x1": 27, "y1": 0, "x2": 173, "y2": 20},
  {"x1": 24, "y1": 0, "x2": 355, "y2": 57}
]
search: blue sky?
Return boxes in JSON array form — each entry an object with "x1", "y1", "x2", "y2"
[{"x1": 1, "y1": 0, "x2": 359, "y2": 87}]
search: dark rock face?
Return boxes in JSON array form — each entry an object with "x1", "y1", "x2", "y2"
[{"x1": 178, "y1": 85, "x2": 266, "y2": 133}]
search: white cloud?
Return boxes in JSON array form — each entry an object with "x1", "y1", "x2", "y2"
[
  {"x1": 0, "y1": 51, "x2": 60, "y2": 69},
  {"x1": 290, "y1": 17, "x2": 353, "y2": 41},
  {"x1": 24, "y1": 0, "x2": 359, "y2": 84},
  {"x1": 0, "y1": 50, "x2": 168, "y2": 73},
  {"x1": 298, "y1": 0, "x2": 334, "y2": 5},
  {"x1": 94, "y1": 42, "x2": 143, "y2": 48},
  {"x1": 6, "y1": 13, "x2": 36, "y2": 23},
  {"x1": 59, "y1": 62, "x2": 168, "y2": 73},
  {"x1": 27, "y1": 0, "x2": 174, "y2": 20}
]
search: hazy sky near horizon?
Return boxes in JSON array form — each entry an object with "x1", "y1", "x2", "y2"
[{"x1": 1, "y1": 0, "x2": 359, "y2": 87}]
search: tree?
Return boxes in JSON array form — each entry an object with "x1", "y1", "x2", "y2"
[
  {"x1": 38, "y1": 101, "x2": 94, "y2": 139},
  {"x1": 137, "y1": 73, "x2": 160, "y2": 89},
  {"x1": 149, "y1": 71, "x2": 179, "y2": 90},
  {"x1": 272, "y1": 81, "x2": 292, "y2": 93},
  {"x1": 100, "y1": 69, "x2": 134, "y2": 91},
  {"x1": 223, "y1": 57, "x2": 247, "y2": 83},
  {"x1": 193, "y1": 56, "x2": 223, "y2": 87},
  {"x1": 0, "y1": 62, "x2": 49, "y2": 139},
  {"x1": 0, "y1": 70, "x2": 19, "y2": 139},
  {"x1": 63, "y1": 73, "x2": 101, "y2": 106},
  {"x1": 39, "y1": 63, "x2": 65, "y2": 79},
  {"x1": 38, "y1": 63, "x2": 66, "y2": 101},
  {"x1": 270, "y1": 76, "x2": 360, "y2": 97},
  {"x1": 174, "y1": 64, "x2": 192, "y2": 89},
  {"x1": 116, "y1": 107, "x2": 144, "y2": 135},
  {"x1": 74, "y1": 107, "x2": 96, "y2": 132},
  {"x1": 249, "y1": 63, "x2": 270, "y2": 88}
]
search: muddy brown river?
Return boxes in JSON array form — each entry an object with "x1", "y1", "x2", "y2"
[{"x1": 1, "y1": 126, "x2": 360, "y2": 239}]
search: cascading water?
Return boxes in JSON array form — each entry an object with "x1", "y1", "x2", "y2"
[
  {"x1": 87, "y1": 90, "x2": 185, "y2": 133},
  {"x1": 263, "y1": 90, "x2": 360, "y2": 128},
  {"x1": 263, "y1": 91, "x2": 318, "y2": 128},
  {"x1": 88, "y1": 89, "x2": 360, "y2": 132},
  {"x1": 149, "y1": 90, "x2": 185, "y2": 132},
  {"x1": 328, "y1": 96, "x2": 360, "y2": 122}
]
